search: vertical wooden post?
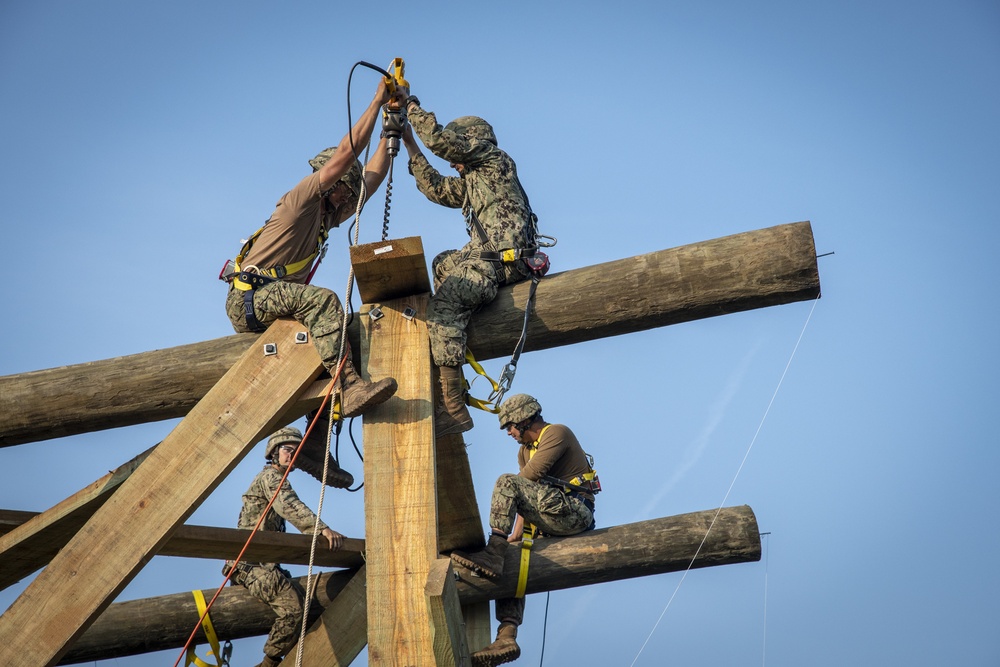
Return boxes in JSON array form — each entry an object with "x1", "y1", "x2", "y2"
[{"x1": 361, "y1": 295, "x2": 441, "y2": 664}]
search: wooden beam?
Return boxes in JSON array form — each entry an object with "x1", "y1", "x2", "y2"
[
  {"x1": 0, "y1": 318, "x2": 325, "y2": 666},
  {"x1": 62, "y1": 507, "x2": 760, "y2": 664},
  {"x1": 435, "y1": 432, "x2": 492, "y2": 654},
  {"x1": 426, "y1": 559, "x2": 471, "y2": 666},
  {"x1": 0, "y1": 447, "x2": 154, "y2": 590},
  {"x1": 61, "y1": 569, "x2": 362, "y2": 665},
  {"x1": 360, "y1": 295, "x2": 441, "y2": 664},
  {"x1": 282, "y1": 566, "x2": 369, "y2": 667},
  {"x1": 0, "y1": 222, "x2": 820, "y2": 447},
  {"x1": 0, "y1": 509, "x2": 363, "y2": 591}
]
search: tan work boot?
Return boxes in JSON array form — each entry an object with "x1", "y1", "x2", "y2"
[
  {"x1": 296, "y1": 410, "x2": 355, "y2": 488},
  {"x1": 339, "y1": 362, "x2": 397, "y2": 418},
  {"x1": 472, "y1": 623, "x2": 520, "y2": 666},
  {"x1": 450, "y1": 533, "x2": 508, "y2": 580},
  {"x1": 435, "y1": 364, "x2": 473, "y2": 436}
]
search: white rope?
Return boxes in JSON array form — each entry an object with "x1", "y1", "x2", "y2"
[
  {"x1": 294, "y1": 153, "x2": 371, "y2": 666},
  {"x1": 629, "y1": 296, "x2": 819, "y2": 666}
]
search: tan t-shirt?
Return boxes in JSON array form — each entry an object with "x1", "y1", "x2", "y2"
[
  {"x1": 517, "y1": 423, "x2": 594, "y2": 501},
  {"x1": 241, "y1": 171, "x2": 341, "y2": 284}
]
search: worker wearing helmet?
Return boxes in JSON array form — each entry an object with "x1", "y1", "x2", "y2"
[
  {"x1": 224, "y1": 79, "x2": 407, "y2": 421},
  {"x1": 223, "y1": 427, "x2": 345, "y2": 667},
  {"x1": 450, "y1": 394, "x2": 597, "y2": 666},
  {"x1": 401, "y1": 97, "x2": 539, "y2": 437}
]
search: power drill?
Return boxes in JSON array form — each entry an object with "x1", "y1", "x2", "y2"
[{"x1": 382, "y1": 57, "x2": 408, "y2": 158}]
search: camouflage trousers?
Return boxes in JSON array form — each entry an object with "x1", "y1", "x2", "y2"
[
  {"x1": 428, "y1": 250, "x2": 525, "y2": 367},
  {"x1": 226, "y1": 282, "x2": 345, "y2": 373},
  {"x1": 490, "y1": 473, "x2": 594, "y2": 626},
  {"x1": 228, "y1": 562, "x2": 306, "y2": 659}
]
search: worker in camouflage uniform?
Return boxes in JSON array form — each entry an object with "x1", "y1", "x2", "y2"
[
  {"x1": 224, "y1": 427, "x2": 345, "y2": 667},
  {"x1": 401, "y1": 97, "x2": 537, "y2": 436},
  {"x1": 224, "y1": 79, "x2": 407, "y2": 421},
  {"x1": 450, "y1": 394, "x2": 597, "y2": 666}
]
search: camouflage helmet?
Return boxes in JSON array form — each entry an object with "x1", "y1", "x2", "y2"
[
  {"x1": 266, "y1": 426, "x2": 302, "y2": 459},
  {"x1": 497, "y1": 394, "x2": 542, "y2": 429},
  {"x1": 308, "y1": 146, "x2": 364, "y2": 198},
  {"x1": 444, "y1": 116, "x2": 497, "y2": 146}
]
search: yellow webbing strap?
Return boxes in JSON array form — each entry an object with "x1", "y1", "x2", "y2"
[
  {"x1": 185, "y1": 589, "x2": 223, "y2": 667},
  {"x1": 464, "y1": 348, "x2": 500, "y2": 413},
  {"x1": 515, "y1": 433, "x2": 549, "y2": 599},
  {"x1": 515, "y1": 528, "x2": 534, "y2": 599}
]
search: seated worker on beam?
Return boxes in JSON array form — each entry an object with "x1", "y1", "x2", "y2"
[
  {"x1": 401, "y1": 97, "x2": 539, "y2": 436},
  {"x1": 223, "y1": 428, "x2": 346, "y2": 667},
  {"x1": 223, "y1": 79, "x2": 407, "y2": 420},
  {"x1": 450, "y1": 394, "x2": 599, "y2": 666}
]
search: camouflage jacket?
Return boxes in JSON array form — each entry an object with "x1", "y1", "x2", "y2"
[
  {"x1": 232, "y1": 465, "x2": 329, "y2": 564},
  {"x1": 408, "y1": 105, "x2": 534, "y2": 259}
]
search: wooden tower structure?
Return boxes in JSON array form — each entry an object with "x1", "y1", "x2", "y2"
[{"x1": 0, "y1": 221, "x2": 820, "y2": 665}]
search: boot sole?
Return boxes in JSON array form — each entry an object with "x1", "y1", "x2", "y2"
[
  {"x1": 449, "y1": 552, "x2": 502, "y2": 580},
  {"x1": 472, "y1": 644, "x2": 521, "y2": 666},
  {"x1": 341, "y1": 379, "x2": 398, "y2": 418}
]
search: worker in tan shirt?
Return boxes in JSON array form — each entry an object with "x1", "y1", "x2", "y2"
[{"x1": 450, "y1": 393, "x2": 598, "y2": 666}]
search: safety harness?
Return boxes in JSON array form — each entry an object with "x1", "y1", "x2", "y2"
[
  {"x1": 462, "y1": 191, "x2": 555, "y2": 412},
  {"x1": 221, "y1": 222, "x2": 330, "y2": 333}
]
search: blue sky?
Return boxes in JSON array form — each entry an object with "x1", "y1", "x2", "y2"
[{"x1": 2, "y1": 2, "x2": 998, "y2": 665}]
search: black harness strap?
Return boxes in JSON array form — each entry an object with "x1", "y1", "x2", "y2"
[{"x1": 238, "y1": 271, "x2": 279, "y2": 333}]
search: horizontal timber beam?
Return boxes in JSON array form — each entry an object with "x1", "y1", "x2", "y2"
[
  {"x1": 60, "y1": 506, "x2": 760, "y2": 664},
  {"x1": 1, "y1": 222, "x2": 819, "y2": 447}
]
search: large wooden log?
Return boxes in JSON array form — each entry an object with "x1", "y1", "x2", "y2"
[
  {"x1": 0, "y1": 222, "x2": 819, "y2": 447},
  {"x1": 60, "y1": 506, "x2": 760, "y2": 664}
]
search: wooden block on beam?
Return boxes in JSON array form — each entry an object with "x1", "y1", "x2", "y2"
[
  {"x1": 462, "y1": 602, "x2": 492, "y2": 655},
  {"x1": 0, "y1": 318, "x2": 324, "y2": 667},
  {"x1": 426, "y1": 558, "x2": 471, "y2": 666},
  {"x1": 361, "y1": 295, "x2": 439, "y2": 665},
  {"x1": 349, "y1": 236, "x2": 432, "y2": 304}
]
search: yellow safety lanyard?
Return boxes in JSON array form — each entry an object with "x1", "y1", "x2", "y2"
[
  {"x1": 185, "y1": 589, "x2": 231, "y2": 667},
  {"x1": 232, "y1": 224, "x2": 328, "y2": 292},
  {"x1": 464, "y1": 348, "x2": 501, "y2": 413},
  {"x1": 515, "y1": 425, "x2": 551, "y2": 598}
]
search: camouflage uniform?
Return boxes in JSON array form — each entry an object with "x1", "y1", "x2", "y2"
[
  {"x1": 491, "y1": 423, "x2": 595, "y2": 625},
  {"x1": 224, "y1": 465, "x2": 330, "y2": 661},
  {"x1": 226, "y1": 279, "x2": 346, "y2": 372},
  {"x1": 407, "y1": 104, "x2": 535, "y2": 367},
  {"x1": 225, "y1": 159, "x2": 360, "y2": 374}
]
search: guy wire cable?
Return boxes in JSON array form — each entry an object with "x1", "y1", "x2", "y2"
[{"x1": 629, "y1": 295, "x2": 819, "y2": 666}]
